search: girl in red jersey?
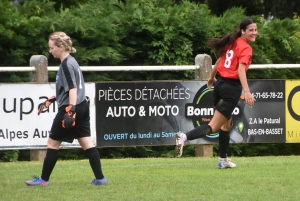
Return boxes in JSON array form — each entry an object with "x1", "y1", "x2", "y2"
[{"x1": 175, "y1": 18, "x2": 257, "y2": 168}]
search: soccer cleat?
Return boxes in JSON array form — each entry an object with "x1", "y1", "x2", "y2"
[
  {"x1": 91, "y1": 177, "x2": 108, "y2": 185},
  {"x1": 25, "y1": 175, "x2": 50, "y2": 186},
  {"x1": 218, "y1": 158, "x2": 236, "y2": 169},
  {"x1": 175, "y1": 132, "x2": 187, "y2": 157}
]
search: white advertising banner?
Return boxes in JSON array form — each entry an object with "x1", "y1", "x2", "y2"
[{"x1": 0, "y1": 83, "x2": 96, "y2": 150}]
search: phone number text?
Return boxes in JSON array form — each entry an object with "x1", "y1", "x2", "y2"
[{"x1": 251, "y1": 92, "x2": 283, "y2": 99}]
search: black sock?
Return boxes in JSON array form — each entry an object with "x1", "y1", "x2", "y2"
[
  {"x1": 41, "y1": 148, "x2": 59, "y2": 181},
  {"x1": 219, "y1": 129, "x2": 230, "y2": 158},
  {"x1": 186, "y1": 124, "x2": 212, "y2": 140},
  {"x1": 85, "y1": 147, "x2": 104, "y2": 180}
]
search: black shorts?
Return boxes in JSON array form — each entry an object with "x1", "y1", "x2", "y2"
[
  {"x1": 213, "y1": 77, "x2": 242, "y2": 119},
  {"x1": 50, "y1": 100, "x2": 90, "y2": 143}
]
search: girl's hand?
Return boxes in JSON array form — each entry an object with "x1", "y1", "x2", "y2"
[
  {"x1": 207, "y1": 77, "x2": 217, "y2": 89},
  {"x1": 245, "y1": 91, "x2": 255, "y2": 107}
]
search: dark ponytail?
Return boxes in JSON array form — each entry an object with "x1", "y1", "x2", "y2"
[{"x1": 208, "y1": 18, "x2": 255, "y2": 56}]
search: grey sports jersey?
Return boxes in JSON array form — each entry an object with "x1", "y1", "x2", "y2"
[{"x1": 55, "y1": 55, "x2": 86, "y2": 108}]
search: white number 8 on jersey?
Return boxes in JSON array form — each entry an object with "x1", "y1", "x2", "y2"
[{"x1": 224, "y1": 50, "x2": 234, "y2": 68}]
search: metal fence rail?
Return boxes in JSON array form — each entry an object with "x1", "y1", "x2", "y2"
[{"x1": 1, "y1": 64, "x2": 300, "y2": 72}]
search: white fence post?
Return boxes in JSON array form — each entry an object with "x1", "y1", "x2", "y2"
[
  {"x1": 194, "y1": 54, "x2": 213, "y2": 157},
  {"x1": 29, "y1": 55, "x2": 48, "y2": 161}
]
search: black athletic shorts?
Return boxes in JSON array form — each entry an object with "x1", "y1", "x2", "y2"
[
  {"x1": 213, "y1": 77, "x2": 242, "y2": 119},
  {"x1": 50, "y1": 99, "x2": 90, "y2": 143}
]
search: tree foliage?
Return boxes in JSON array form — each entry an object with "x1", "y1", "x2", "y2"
[
  {"x1": 1, "y1": 0, "x2": 300, "y2": 77},
  {"x1": 0, "y1": 0, "x2": 55, "y2": 66},
  {"x1": 192, "y1": 0, "x2": 300, "y2": 20}
]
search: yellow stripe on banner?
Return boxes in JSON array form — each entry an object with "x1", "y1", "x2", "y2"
[{"x1": 286, "y1": 80, "x2": 300, "y2": 143}]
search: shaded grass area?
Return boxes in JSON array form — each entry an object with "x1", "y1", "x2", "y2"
[{"x1": 0, "y1": 156, "x2": 299, "y2": 201}]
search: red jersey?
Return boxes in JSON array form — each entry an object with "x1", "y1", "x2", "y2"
[{"x1": 217, "y1": 37, "x2": 252, "y2": 79}]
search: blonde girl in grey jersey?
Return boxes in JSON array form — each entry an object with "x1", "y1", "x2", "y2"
[{"x1": 26, "y1": 32, "x2": 107, "y2": 186}]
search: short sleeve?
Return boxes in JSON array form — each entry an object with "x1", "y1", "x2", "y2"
[{"x1": 239, "y1": 46, "x2": 252, "y2": 67}]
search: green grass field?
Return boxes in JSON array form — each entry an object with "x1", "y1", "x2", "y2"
[{"x1": 0, "y1": 156, "x2": 299, "y2": 201}]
